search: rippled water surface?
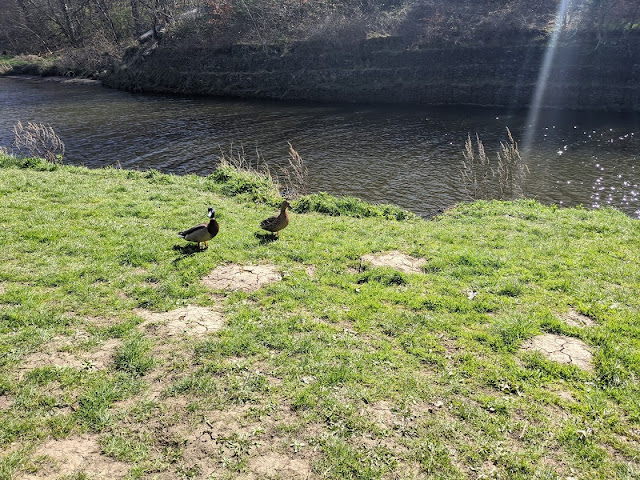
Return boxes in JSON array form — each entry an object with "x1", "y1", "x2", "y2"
[{"x1": 1, "y1": 76, "x2": 638, "y2": 217}]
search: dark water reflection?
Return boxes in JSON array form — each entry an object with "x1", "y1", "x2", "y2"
[{"x1": 1, "y1": 76, "x2": 638, "y2": 218}]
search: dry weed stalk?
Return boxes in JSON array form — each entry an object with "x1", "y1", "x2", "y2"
[
  {"x1": 461, "y1": 133, "x2": 492, "y2": 200},
  {"x1": 497, "y1": 128, "x2": 529, "y2": 199},
  {"x1": 277, "y1": 142, "x2": 308, "y2": 198},
  {"x1": 461, "y1": 128, "x2": 529, "y2": 201},
  {"x1": 217, "y1": 142, "x2": 308, "y2": 199},
  {"x1": 218, "y1": 144, "x2": 273, "y2": 179},
  {"x1": 13, "y1": 121, "x2": 65, "y2": 163}
]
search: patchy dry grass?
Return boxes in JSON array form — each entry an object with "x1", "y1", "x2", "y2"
[{"x1": 1, "y1": 154, "x2": 639, "y2": 479}]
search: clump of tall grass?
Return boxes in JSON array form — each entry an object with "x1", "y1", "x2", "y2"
[
  {"x1": 0, "y1": 151, "x2": 59, "y2": 171},
  {"x1": 212, "y1": 142, "x2": 308, "y2": 201},
  {"x1": 295, "y1": 192, "x2": 416, "y2": 220},
  {"x1": 209, "y1": 145, "x2": 281, "y2": 204},
  {"x1": 208, "y1": 144, "x2": 415, "y2": 220},
  {"x1": 216, "y1": 143, "x2": 272, "y2": 177},
  {"x1": 462, "y1": 127, "x2": 529, "y2": 201},
  {"x1": 497, "y1": 128, "x2": 529, "y2": 199},
  {"x1": 279, "y1": 142, "x2": 308, "y2": 198},
  {"x1": 12, "y1": 121, "x2": 65, "y2": 164},
  {"x1": 462, "y1": 132, "x2": 491, "y2": 200}
]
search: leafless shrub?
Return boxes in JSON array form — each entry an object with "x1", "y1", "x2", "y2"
[
  {"x1": 57, "y1": 35, "x2": 121, "y2": 77},
  {"x1": 307, "y1": 11, "x2": 371, "y2": 47},
  {"x1": 461, "y1": 128, "x2": 529, "y2": 201},
  {"x1": 401, "y1": 0, "x2": 557, "y2": 47},
  {"x1": 12, "y1": 121, "x2": 65, "y2": 163}
]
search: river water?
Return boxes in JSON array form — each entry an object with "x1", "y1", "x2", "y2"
[{"x1": 1, "y1": 76, "x2": 638, "y2": 218}]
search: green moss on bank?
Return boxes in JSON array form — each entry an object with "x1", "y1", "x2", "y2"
[{"x1": 0, "y1": 154, "x2": 639, "y2": 479}]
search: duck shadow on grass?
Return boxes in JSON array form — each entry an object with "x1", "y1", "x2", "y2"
[
  {"x1": 254, "y1": 232, "x2": 279, "y2": 245},
  {"x1": 172, "y1": 243, "x2": 209, "y2": 258}
]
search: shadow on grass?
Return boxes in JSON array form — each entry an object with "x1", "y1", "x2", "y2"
[
  {"x1": 172, "y1": 243, "x2": 209, "y2": 259},
  {"x1": 254, "y1": 232, "x2": 278, "y2": 245}
]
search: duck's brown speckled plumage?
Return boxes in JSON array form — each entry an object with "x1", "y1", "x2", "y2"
[{"x1": 260, "y1": 200, "x2": 290, "y2": 237}]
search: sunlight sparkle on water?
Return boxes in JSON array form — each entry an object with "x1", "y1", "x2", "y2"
[{"x1": 522, "y1": 0, "x2": 572, "y2": 156}]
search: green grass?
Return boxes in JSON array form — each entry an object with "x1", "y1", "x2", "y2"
[
  {"x1": 0, "y1": 154, "x2": 639, "y2": 478},
  {"x1": 0, "y1": 55, "x2": 59, "y2": 76},
  {"x1": 0, "y1": 55, "x2": 26, "y2": 66}
]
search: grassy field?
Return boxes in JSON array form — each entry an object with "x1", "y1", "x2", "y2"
[{"x1": 0, "y1": 154, "x2": 639, "y2": 479}]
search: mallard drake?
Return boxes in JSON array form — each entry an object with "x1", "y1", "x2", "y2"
[
  {"x1": 178, "y1": 207, "x2": 219, "y2": 249},
  {"x1": 260, "y1": 200, "x2": 290, "y2": 237}
]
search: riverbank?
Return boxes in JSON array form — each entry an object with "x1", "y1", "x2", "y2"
[
  {"x1": 4, "y1": 30, "x2": 640, "y2": 113},
  {"x1": 104, "y1": 37, "x2": 640, "y2": 112},
  {"x1": 1, "y1": 154, "x2": 639, "y2": 478}
]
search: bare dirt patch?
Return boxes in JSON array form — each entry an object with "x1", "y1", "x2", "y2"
[
  {"x1": 21, "y1": 350, "x2": 84, "y2": 371},
  {"x1": 20, "y1": 335, "x2": 120, "y2": 372},
  {"x1": 177, "y1": 407, "x2": 261, "y2": 477},
  {"x1": 363, "y1": 401, "x2": 397, "y2": 431},
  {"x1": 551, "y1": 387, "x2": 576, "y2": 404},
  {"x1": 136, "y1": 305, "x2": 225, "y2": 336},
  {"x1": 522, "y1": 334, "x2": 593, "y2": 372},
  {"x1": 92, "y1": 339, "x2": 122, "y2": 368},
  {"x1": 563, "y1": 308, "x2": 596, "y2": 328},
  {"x1": 23, "y1": 435, "x2": 130, "y2": 479},
  {"x1": 203, "y1": 264, "x2": 281, "y2": 292},
  {"x1": 164, "y1": 403, "x2": 319, "y2": 479},
  {"x1": 361, "y1": 399, "x2": 437, "y2": 436},
  {"x1": 0, "y1": 394, "x2": 12, "y2": 410},
  {"x1": 248, "y1": 451, "x2": 312, "y2": 479},
  {"x1": 361, "y1": 251, "x2": 426, "y2": 274}
]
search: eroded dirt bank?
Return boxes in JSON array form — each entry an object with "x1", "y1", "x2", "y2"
[{"x1": 104, "y1": 36, "x2": 640, "y2": 111}]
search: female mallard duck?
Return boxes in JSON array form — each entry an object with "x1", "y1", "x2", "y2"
[
  {"x1": 178, "y1": 207, "x2": 219, "y2": 249},
  {"x1": 260, "y1": 200, "x2": 290, "y2": 237}
]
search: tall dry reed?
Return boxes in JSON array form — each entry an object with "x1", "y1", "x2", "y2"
[
  {"x1": 13, "y1": 121, "x2": 65, "y2": 163},
  {"x1": 461, "y1": 127, "x2": 529, "y2": 201},
  {"x1": 217, "y1": 142, "x2": 308, "y2": 199}
]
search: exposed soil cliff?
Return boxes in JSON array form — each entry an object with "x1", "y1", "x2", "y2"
[{"x1": 103, "y1": 35, "x2": 640, "y2": 112}]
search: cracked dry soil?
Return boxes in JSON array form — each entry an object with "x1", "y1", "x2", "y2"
[
  {"x1": 23, "y1": 435, "x2": 129, "y2": 479},
  {"x1": 136, "y1": 305, "x2": 225, "y2": 336},
  {"x1": 522, "y1": 334, "x2": 593, "y2": 371},
  {"x1": 563, "y1": 308, "x2": 596, "y2": 328},
  {"x1": 20, "y1": 336, "x2": 121, "y2": 373},
  {"x1": 202, "y1": 264, "x2": 281, "y2": 292},
  {"x1": 361, "y1": 251, "x2": 427, "y2": 274}
]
